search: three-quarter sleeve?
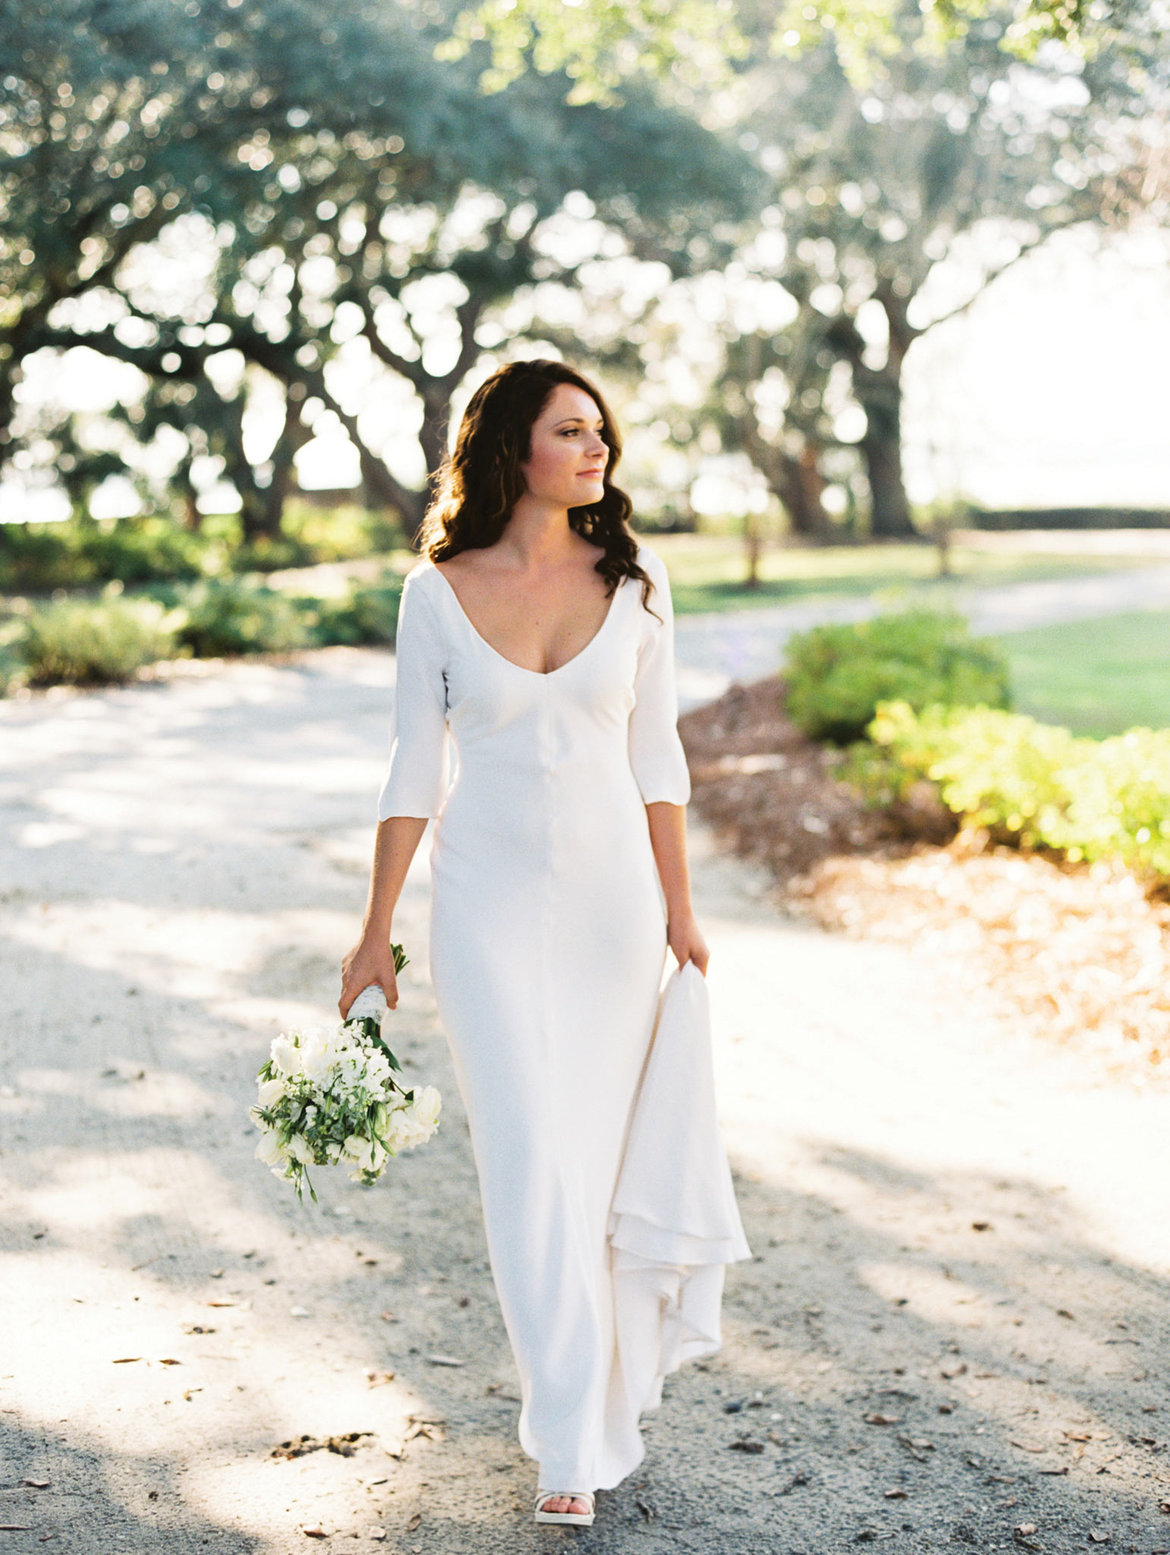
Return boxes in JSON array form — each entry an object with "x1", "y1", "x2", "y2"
[
  {"x1": 628, "y1": 549, "x2": 692, "y2": 805},
  {"x1": 376, "y1": 571, "x2": 451, "y2": 821}
]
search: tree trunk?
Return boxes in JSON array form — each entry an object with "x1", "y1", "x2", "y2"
[
  {"x1": 418, "y1": 387, "x2": 450, "y2": 484},
  {"x1": 743, "y1": 424, "x2": 833, "y2": 541},
  {"x1": 827, "y1": 306, "x2": 918, "y2": 541},
  {"x1": 262, "y1": 389, "x2": 312, "y2": 538},
  {"x1": 856, "y1": 367, "x2": 917, "y2": 539},
  {"x1": 772, "y1": 445, "x2": 833, "y2": 540}
]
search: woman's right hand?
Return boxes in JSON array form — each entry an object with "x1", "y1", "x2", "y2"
[{"x1": 339, "y1": 934, "x2": 401, "y2": 1019}]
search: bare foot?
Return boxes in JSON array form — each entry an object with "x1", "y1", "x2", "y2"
[{"x1": 537, "y1": 1492, "x2": 593, "y2": 1517}]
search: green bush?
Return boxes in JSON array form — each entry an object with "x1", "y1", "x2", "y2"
[
  {"x1": 859, "y1": 700, "x2": 1170, "y2": 879},
  {"x1": 783, "y1": 609, "x2": 1012, "y2": 743},
  {"x1": 175, "y1": 578, "x2": 312, "y2": 657},
  {"x1": 0, "y1": 516, "x2": 215, "y2": 591},
  {"x1": 310, "y1": 577, "x2": 402, "y2": 646},
  {"x1": 19, "y1": 592, "x2": 179, "y2": 686}
]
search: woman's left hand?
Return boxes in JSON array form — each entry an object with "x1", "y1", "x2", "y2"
[{"x1": 667, "y1": 909, "x2": 709, "y2": 976}]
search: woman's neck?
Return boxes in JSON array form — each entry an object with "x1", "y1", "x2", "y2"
[{"x1": 496, "y1": 495, "x2": 580, "y2": 571}]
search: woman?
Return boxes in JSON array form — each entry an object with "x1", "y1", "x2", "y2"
[{"x1": 340, "y1": 359, "x2": 739, "y2": 1528}]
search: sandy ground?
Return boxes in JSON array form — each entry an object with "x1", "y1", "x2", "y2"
[{"x1": 2, "y1": 646, "x2": 1170, "y2": 1555}]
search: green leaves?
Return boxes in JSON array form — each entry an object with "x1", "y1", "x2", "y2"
[{"x1": 784, "y1": 609, "x2": 1012, "y2": 745}]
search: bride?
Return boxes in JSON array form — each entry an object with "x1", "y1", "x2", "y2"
[{"x1": 340, "y1": 359, "x2": 744, "y2": 1527}]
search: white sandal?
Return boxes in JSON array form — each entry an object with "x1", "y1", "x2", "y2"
[{"x1": 534, "y1": 1489, "x2": 595, "y2": 1527}]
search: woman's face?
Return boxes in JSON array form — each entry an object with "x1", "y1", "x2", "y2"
[{"x1": 519, "y1": 383, "x2": 609, "y2": 509}]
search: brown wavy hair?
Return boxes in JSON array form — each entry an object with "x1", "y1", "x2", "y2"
[{"x1": 417, "y1": 359, "x2": 658, "y2": 615}]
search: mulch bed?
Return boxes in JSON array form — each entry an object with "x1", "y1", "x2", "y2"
[{"x1": 679, "y1": 676, "x2": 1170, "y2": 1081}]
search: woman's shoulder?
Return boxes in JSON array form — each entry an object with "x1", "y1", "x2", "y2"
[{"x1": 633, "y1": 542, "x2": 671, "y2": 594}]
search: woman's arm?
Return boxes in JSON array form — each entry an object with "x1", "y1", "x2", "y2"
[
  {"x1": 646, "y1": 800, "x2": 709, "y2": 975},
  {"x1": 339, "y1": 815, "x2": 428, "y2": 1016}
]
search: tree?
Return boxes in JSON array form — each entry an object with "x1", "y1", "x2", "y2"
[
  {"x1": 435, "y1": 0, "x2": 1148, "y2": 103},
  {"x1": 1, "y1": 0, "x2": 757, "y2": 533},
  {"x1": 707, "y1": 2, "x2": 1164, "y2": 537}
]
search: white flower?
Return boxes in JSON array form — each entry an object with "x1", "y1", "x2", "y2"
[
  {"x1": 341, "y1": 1134, "x2": 376, "y2": 1172},
  {"x1": 256, "y1": 1077, "x2": 286, "y2": 1110},
  {"x1": 255, "y1": 1129, "x2": 289, "y2": 1168},
  {"x1": 287, "y1": 1132, "x2": 316, "y2": 1166},
  {"x1": 271, "y1": 1035, "x2": 300, "y2": 1077},
  {"x1": 412, "y1": 1086, "x2": 442, "y2": 1132},
  {"x1": 298, "y1": 1030, "x2": 336, "y2": 1086}
]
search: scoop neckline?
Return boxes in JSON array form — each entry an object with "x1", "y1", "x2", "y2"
[{"x1": 427, "y1": 560, "x2": 625, "y2": 679}]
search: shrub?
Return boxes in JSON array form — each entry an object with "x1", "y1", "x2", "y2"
[
  {"x1": 0, "y1": 515, "x2": 214, "y2": 591},
  {"x1": 783, "y1": 609, "x2": 1012, "y2": 743},
  {"x1": 19, "y1": 593, "x2": 178, "y2": 686},
  {"x1": 310, "y1": 577, "x2": 403, "y2": 646},
  {"x1": 859, "y1": 700, "x2": 1170, "y2": 879},
  {"x1": 175, "y1": 578, "x2": 312, "y2": 657}
]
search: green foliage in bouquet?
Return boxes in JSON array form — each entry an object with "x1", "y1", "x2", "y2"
[
  {"x1": 784, "y1": 609, "x2": 1011, "y2": 744},
  {"x1": 250, "y1": 944, "x2": 442, "y2": 1203},
  {"x1": 850, "y1": 700, "x2": 1170, "y2": 879}
]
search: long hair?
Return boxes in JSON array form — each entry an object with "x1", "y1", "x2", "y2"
[{"x1": 417, "y1": 359, "x2": 658, "y2": 614}]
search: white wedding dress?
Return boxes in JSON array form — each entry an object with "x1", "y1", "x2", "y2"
[{"x1": 377, "y1": 543, "x2": 749, "y2": 1493}]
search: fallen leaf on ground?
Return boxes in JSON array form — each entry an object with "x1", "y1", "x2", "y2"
[
  {"x1": 112, "y1": 1357, "x2": 141, "y2": 1364},
  {"x1": 302, "y1": 1530, "x2": 327, "y2": 1540},
  {"x1": 971, "y1": 1221, "x2": 992, "y2": 1231},
  {"x1": 1056, "y1": 1309, "x2": 1075, "y2": 1319},
  {"x1": 1010, "y1": 1440, "x2": 1048, "y2": 1453},
  {"x1": 728, "y1": 1438, "x2": 765, "y2": 1453},
  {"x1": 206, "y1": 1301, "x2": 236, "y2": 1308},
  {"x1": 182, "y1": 1389, "x2": 202, "y2": 1402},
  {"x1": 883, "y1": 1488, "x2": 907, "y2": 1499},
  {"x1": 158, "y1": 1358, "x2": 181, "y2": 1366},
  {"x1": 365, "y1": 1371, "x2": 395, "y2": 1388},
  {"x1": 22, "y1": 1480, "x2": 49, "y2": 1489},
  {"x1": 406, "y1": 1512, "x2": 421, "y2": 1531},
  {"x1": 424, "y1": 1353, "x2": 463, "y2": 1367},
  {"x1": 863, "y1": 1413, "x2": 901, "y2": 1426}
]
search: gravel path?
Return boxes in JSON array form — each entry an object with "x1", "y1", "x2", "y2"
[
  {"x1": 2, "y1": 648, "x2": 1169, "y2": 1554},
  {"x1": 673, "y1": 562, "x2": 1170, "y2": 709}
]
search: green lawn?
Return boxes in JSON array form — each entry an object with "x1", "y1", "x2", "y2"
[
  {"x1": 994, "y1": 611, "x2": 1170, "y2": 738},
  {"x1": 649, "y1": 533, "x2": 1153, "y2": 616}
]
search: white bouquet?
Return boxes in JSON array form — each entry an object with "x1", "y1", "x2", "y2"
[{"x1": 250, "y1": 944, "x2": 441, "y2": 1202}]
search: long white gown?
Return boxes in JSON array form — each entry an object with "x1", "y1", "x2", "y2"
[{"x1": 376, "y1": 543, "x2": 748, "y2": 1493}]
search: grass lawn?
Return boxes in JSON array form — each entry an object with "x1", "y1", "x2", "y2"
[
  {"x1": 996, "y1": 610, "x2": 1170, "y2": 737},
  {"x1": 648, "y1": 532, "x2": 1156, "y2": 616}
]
